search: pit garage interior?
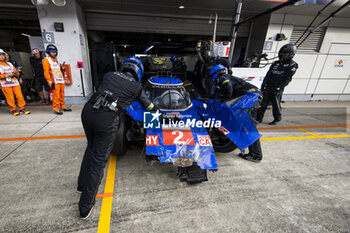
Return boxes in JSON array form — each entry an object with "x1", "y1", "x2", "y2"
[{"x1": 0, "y1": 0, "x2": 350, "y2": 232}]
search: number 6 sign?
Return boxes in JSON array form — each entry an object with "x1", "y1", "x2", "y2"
[{"x1": 42, "y1": 32, "x2": 55, "y2": 44}]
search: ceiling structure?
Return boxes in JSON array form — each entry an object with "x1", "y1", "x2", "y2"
[
  {"x1": 0, "y1": 0, "x2": 349, "y2": 52},
  {"x1": 0, "y1": 0, "x2": 349, "y2": 32}
]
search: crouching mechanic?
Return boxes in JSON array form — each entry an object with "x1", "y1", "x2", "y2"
[
  {"x1": 210, "y1": 64, "x2": 263, "y2": 162},
  {"x1": 257, "y1": 44, "x2": 298, "y2": 125},
  {"x1": 77, "y1": 57, "x2": 158, "y2": 219},
  {"x1": 43, "y1": 44, "x2": 72, "y2": 115},
  {"x1": 0, "y1": 49, "x2": 31, "y2": 115},
  {"x1": 170, "y1": 55, "x2": 187, "y2": 81}
]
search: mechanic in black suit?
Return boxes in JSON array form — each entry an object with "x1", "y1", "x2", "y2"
[
  {"x1": 77, "y1": 57, "x2": 157, "y2": 219},
  {"x1": 257, "y1": 44, "x2": 299, "y2": 125},
  {"x1": 210, "y1": 64, "x2": 263, "y2": 162}
]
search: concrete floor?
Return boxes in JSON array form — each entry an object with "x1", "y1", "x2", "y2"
[{"x1": 0, "y1": 101, "x2": 349, "y2": 233}]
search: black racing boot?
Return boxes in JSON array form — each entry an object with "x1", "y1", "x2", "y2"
[
  {"x1": 77, "y1": 186, "x2": 83, "y2": 194},
  {"x1": 80, "y1": 200, "x2": 95, "y2": 220},
  {"x1": 268, "y1": 119, "x2": 280, "y2": 125},
  {"x1": 238, "y1": 153, "x2": 262, "y2": 162}
]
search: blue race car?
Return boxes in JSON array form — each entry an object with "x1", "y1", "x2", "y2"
[{"x1": 114, "y1": 75, "x2": 261, "y2": 183}]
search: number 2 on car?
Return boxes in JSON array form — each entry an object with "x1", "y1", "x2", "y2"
[{"x1": 162, "y1": 129, "x2": 195, "y2": 145}]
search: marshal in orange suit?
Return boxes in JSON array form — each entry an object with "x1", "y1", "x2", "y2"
[
  {"x1": 42, "y1": 44, "x2": 72, "y2": 115},
  {"x1": 0, "y1": 49, "x2": 30, "y2": 116}
]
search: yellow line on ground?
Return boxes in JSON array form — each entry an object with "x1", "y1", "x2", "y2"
[
  {"x1": 297, "y1": 128, "x2": 320, "y2": 137},
  {"x1": 97, "y1": 154, "x2": 117, "y2": 233},
  {"x1": 261, "y1": 134, "x2": 350, "y2": 141}
]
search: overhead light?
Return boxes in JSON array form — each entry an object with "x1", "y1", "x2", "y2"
[
  {"x1": 52, "y1": 0, "x2": 66, "y2": 6},
  {"x1": 168, "y1": 38, "x2": 171, "y2": 42},
  {"x1": 31, "y1": 0, "x2": 66, "y2": 6},
  {"x1": 179, "y1": 5, "x2": 185, "y2": 9},
  {"x1": 145, "y1": 45, "x2": 154, "y2": 53},
  {"x1": 124, "y1": 45, "x2": 127, "y2": 48},
  {"x1": 261, "y1": 0, "x2": 288, "y2": 2},
  {"x1": 31, "y1": 0, "x2": 49, "y2": 5},
  {"x1": 135, "y1": 54, "x2": 151, "y2": 57},
  {"x1": 21, "y1": 33, "x2": 31, "y2": 38}
]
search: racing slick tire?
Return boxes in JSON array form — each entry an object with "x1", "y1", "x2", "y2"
[{"x1": 112, "y1": 112, "x2": 128, "y2": 156}]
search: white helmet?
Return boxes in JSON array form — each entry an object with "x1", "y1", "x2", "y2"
[{"x1": 0, "y1": 49, "x2": 5, "y2": 55}]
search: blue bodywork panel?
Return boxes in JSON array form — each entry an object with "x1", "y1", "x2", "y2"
[
  {"x1": 125, "y1": 76, "x2": 261, "y2": 170},
  {"x1": 126, "y1": 100, "x2": 144, "y2": 121},
  {"x1": 126, "y1": 101, "x2": 217, "y2": 170},
  {"x1": 192, "y1": 92, "x2": 261, "y2": 149},
  {"x1": 148, "y1": 76, "x2": 183, "y2": 85},
  {"x1": 145, "y1": 108, "x2": 218, "y2": 170}
]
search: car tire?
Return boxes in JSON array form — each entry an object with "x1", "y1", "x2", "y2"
[
  {"x1": 112, "y1": 112, "x2": 127, "y2": 156},
  {"x1": 213, "y1": 140, "x2": 237, "y2": 153}
]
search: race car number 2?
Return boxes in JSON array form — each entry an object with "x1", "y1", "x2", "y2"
[{"x1": 162, "y1": 129, "x2": 195, "y2": 145}]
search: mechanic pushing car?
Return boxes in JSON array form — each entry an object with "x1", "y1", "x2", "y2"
[
  {"x1": 210, "y1": 64, "x2": 263, "y2": 162},
  {"x1": 194, "y1": 41, "x2": 231, "y2": 96},
  {"x1": 77, "y1": 57, "x2": 158, "y2": 220},
  {"x1": 43, "y1": 44, "x2": 72, "y2": 115},
  {"x1": 257, "y1": 44, "x2": 298, "y2": 125}
]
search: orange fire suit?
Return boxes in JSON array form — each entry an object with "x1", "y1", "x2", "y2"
[
  {"x1": 0, "y1": 61, "x2": 26, "y2": 111},
  {"x1": 43, "y1": 57, "x2": 67, "y2": 112}
]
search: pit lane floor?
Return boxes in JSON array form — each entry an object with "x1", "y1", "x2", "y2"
[{"x1": 0, "y1": 101, "x2": 349, "y2": 233}]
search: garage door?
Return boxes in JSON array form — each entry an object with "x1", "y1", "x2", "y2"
[{"x1": 85, "y1": 12, "x2": 250, "y2": 36}]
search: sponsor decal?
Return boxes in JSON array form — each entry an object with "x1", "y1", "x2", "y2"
[
  {"x1": 241, "y1": 76, "x2": 256, "y2": 81},
  {"x1": 334, "y1": 59, "x2": 344, "y2": 68},
  {"x1": 197, "y1": 135, "x2": 213, "y2": 146},
  {"x1": 143, "y1": 110, "x2": 161, "y2": 129},
  {"x1": 219, "y1": 126, "x2": 230, "y2": 135},
  {"x1": 146, "y1": 135, "x2": 159, "y2": 146}
]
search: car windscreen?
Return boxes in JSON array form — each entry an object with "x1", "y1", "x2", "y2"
[{"x1": 147, "y1": 86, "x2": 191, "y2": 110}]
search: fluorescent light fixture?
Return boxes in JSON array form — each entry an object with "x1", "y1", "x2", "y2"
[
  {"x1": 21, "y1": 33, "x2": 31, "y2": 37},
  {"x1": 179, "y1": 5, "x2": 185, "y2": 9},
  {"x1": 261, "y1": 0, "x2": 288, "y2": 2},
  {"x1": 135, "y1": 54, "x2": 151, "y2": 57},
  {"x1": 145, "y1": 45, "x2": 154, "y2": 52},
  {"x1": 52, "y1": 0, "x2": 66, "y2": 7}
]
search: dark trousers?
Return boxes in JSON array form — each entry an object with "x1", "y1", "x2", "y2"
[
  {"x1": 248, "y1": 139, "x2": 262, "y2": 160},
  {"x1": 78, "y1": 102, "x2": 119, "y2": 214},
  {"x1": 249, "y1": 106, "x2": 263, "y2": 160},
  {"x1": 257, "y1": 87, "x2": 283, "y2": 122}
]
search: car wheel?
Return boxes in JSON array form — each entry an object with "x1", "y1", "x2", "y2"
[
  {"x1": 112, "y1": 112, "x2": 127, "y2": 156},
  {"x1": 210, "y1": 128, "x2": 237, "y2": 153}
]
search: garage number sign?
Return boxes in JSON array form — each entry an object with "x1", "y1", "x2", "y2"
[
  {"x1": 264, "y1": 41, "x2": 273, "y2": 51},
  {"x1": 42, "y1": 32, "x2": 55, "y2": 44}
]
